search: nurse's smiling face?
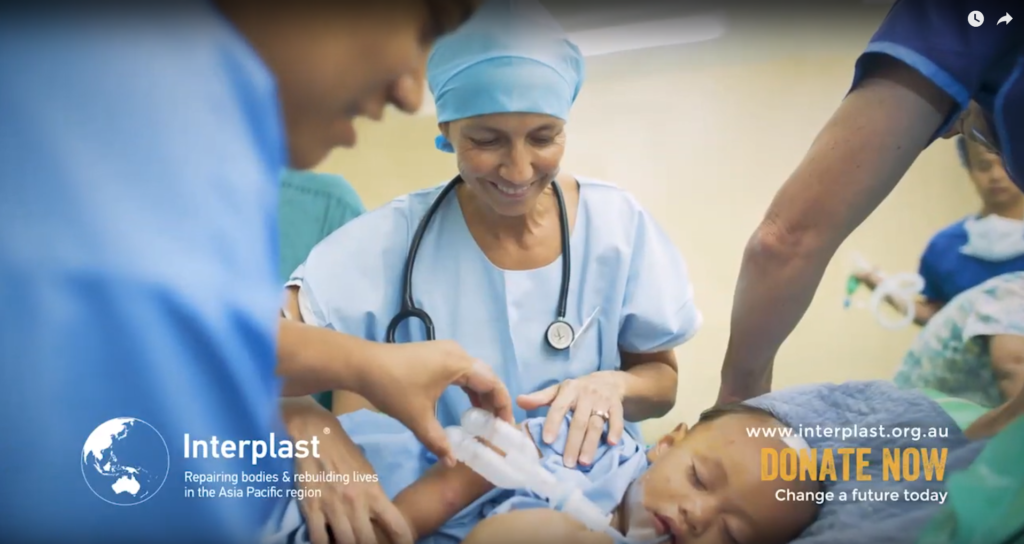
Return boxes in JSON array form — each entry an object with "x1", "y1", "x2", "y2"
[
  {"x1": 220, "y1": 1, "x2": 480, "y2": 169},
  {"x1": 443, "y1": 113, "x2": 567, "y2": 217}
]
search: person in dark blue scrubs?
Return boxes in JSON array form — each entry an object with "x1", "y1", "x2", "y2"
[
  {"x1": 854, "y1": 136, "x2": 1024, "y2": 326},
  {"x1": 718, "y1": 0, "x2": 1024, "y2": 404}
]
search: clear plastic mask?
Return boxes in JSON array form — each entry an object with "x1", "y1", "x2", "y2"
[{"x1": 618, "y1": 477, "x2": 671, "y2": 544}]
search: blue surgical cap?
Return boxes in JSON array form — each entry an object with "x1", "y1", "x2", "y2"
[{"x1": 427, "y1": 0, "x2": 585, "y2": 153}]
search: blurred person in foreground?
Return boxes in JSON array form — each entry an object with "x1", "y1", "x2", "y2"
[{"x1": 0, "y1": 3, "x2": 519, "y2": 544}]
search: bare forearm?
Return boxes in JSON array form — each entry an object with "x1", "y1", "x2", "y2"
[
  {"x1": 995, "y1": 364, "x2": 1024, "y2": 402},
  {"x1": 720, "y1": 59, "x2": 949, "y2": 400},
  {"x1": 720, "y1": 234, "x2": 832, "y2": 397},
  {"x1": 964, "y1": 336, "x2": 1024, "y2": 439},
  {"x1": 964, "y1": 391, "x2": 1024, "y2": 440},
  {"x1": 277, "y1": 318, "x2": 381, "y2": 396},
  {"x1": 619, "y1": 351, "x2": 678, "y2": 420},
  {"x1": 372, "y1": 424, "x2": 540, "y2": 541},
  {"x1": 465, "y1": 509, "x2": 615, "y2": 544},
  {"x1": 381, "y1": 464, "x2": 494, "y2": 541}
]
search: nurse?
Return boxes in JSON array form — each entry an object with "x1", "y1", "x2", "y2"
[
  {"x1": 283, "y1": 0, "x2": 701, "y2": 469},
  {"x1": 717, "y1": 0, "x2": 1024, "y2": 405}
]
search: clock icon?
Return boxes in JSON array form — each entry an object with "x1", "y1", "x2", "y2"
[{"x1": 968, "y1": 11, "x2": 985, "y2": 27}]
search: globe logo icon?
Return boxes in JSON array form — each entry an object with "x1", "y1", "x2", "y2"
[{"x1": 81, "y1": 418, "x2": 170, "y2": 506}]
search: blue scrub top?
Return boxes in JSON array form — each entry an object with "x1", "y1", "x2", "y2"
[
  {"x1": 918, "y1": 218, "x2": 1024, "y2": 303},
  {"x1": 0, "y1": 4, "x2": 287, "y2": 543},
  {"x1": 851, "y1": 0, "x2": 1024, "y2": 185}
]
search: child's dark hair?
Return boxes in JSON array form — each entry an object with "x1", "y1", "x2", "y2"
[{"x1": 696, "y1": 402, "x2": 780, "y2": 427}]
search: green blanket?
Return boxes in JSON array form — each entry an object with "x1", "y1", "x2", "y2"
[
  {"x1": 917, "y1": 388, "x2": 987, "y2": 430},
  {"x1": 910, "y1": 389, "x2": 1022, "y2": 543},
  {"x1": 916, "y1": 415, "x2": 1024, "y2": 543}
]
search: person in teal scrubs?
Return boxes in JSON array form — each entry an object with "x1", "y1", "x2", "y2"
[
  {"x1": 0, "y1": 3, "x2": 510, "y2": 544},
  {"x1": 279, "y1": 170, "x2": 367, "y2": 286},
  {"x1": 279, "y1": 169, "x2": 367, "y2": 411}
]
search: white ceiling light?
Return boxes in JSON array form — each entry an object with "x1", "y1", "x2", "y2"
[
  {"x1": 410, "y1": 13, "x2": 726, "y2": 116},
  {"x1": 569, "y1": 13, "x2": 726, "y2": 57}
]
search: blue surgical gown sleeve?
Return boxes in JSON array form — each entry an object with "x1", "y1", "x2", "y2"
[
  {"x1": 287, "y1": 199, "x2": 413, "y2": 335},
  {"x1": 0, "y1": 5, "x2": 287, "y2": 543},
  {"x1": 617, "y1": 208, "x2": 702, "y2": 353},
  {"x1": 850, "y1": 0, "x2": 1024, "y2": 138}
]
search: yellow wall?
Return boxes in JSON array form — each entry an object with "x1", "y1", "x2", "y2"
[{"x1": 313, "y1": 16, "x2": 979, "y2": 441}]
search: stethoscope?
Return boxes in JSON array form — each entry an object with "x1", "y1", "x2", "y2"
[{"x1": 385, "y1": 175, "x2": 578, "y2": 350}]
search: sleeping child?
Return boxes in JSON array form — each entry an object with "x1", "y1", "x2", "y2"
[{"x1": 266, "y1": 381, "x2": 983, "y2": 544}]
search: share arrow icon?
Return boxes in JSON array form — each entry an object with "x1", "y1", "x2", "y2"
[{"x1": 997, "y1": 13, "x2": 1012, "y2": 25}]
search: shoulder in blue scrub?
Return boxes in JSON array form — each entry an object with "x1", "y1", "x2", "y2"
[
  {"x1": 0, "y1": 3, "x2": 288, "y2": 543},
  {"x1": 918, "y1": 218, "x2": 1024, "y2": 303},
  {"x1": 851, "y1": 0, "x2": 1024, "y2": 184}
]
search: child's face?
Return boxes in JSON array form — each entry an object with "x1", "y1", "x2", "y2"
[{"x1": 628, "y1": 413, "x2": 819, "y2": 544}]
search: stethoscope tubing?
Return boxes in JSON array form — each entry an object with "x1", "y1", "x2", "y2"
[{"x1": 385, "y1": 176, "x2": 572, "y2": 346}]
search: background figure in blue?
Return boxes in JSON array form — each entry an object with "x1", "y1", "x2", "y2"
[
  {"x1": 0, "y1": 2, "x2": 485, "y2": 543},
  {"x1": 853, "y1": 137, "x2": 1024, "y2": 326},
  {"x1": 278, "y1": 169, "x2": 367, "y2": 411}
]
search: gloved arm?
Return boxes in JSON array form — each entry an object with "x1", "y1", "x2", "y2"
[{"x1": 718, "y1": 56, "x2": 954, "y2": 403}]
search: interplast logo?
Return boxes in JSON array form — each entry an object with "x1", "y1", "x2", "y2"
[
  {"x1": 82, "y1": 418, "x2": 322, "y2": 505},
  {"x1": 81, "y1": 417, "x2": 170, "y2": 506},
  {"x1": 183, "y1": 431, "x2": 321, "y2": 464}
]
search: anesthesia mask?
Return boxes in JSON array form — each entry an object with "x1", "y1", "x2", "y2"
[
  {"x1": 614, "y1": 476, "x2": 671, "y2": 544},
  {"x1": 960, "y1": 214, "x2": 1024, "y2": 262},
  {"x1": 446, "y1": 409, "x2": 611, "y2": 532},
  {"x1": 843, "y1": 252, "x2": 924, "y2": 330}
]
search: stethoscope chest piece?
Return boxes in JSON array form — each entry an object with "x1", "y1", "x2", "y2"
[{"x1": 546, "y1": 319, "x2": 575, "y2": 351}]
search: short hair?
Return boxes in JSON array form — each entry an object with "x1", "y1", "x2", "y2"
[
  {"x1": 696, "y1": 402, "x2": 779, "y2": 427},
  {"x1": 423, "y1": 0, "x2": 482, "y2": 43},
  {"x1": 956, "y1": 136, "x2": 971, "y2": 170}
]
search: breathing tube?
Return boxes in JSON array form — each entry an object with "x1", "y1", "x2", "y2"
[
  {"x1": 445, "y1": 409, "x2": 611, "y2": 532},
  {"x1": 844, "y1": 253, "x2": 924, "y2": 330}
]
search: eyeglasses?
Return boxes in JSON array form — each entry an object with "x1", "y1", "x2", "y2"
[{"x1": 960, "y1": 109, "x2": 1001, "y2": 156}]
